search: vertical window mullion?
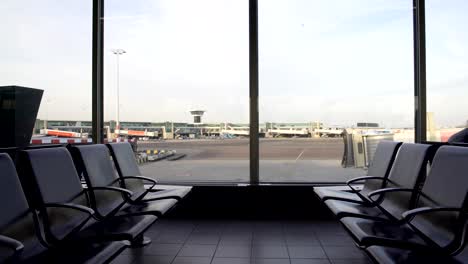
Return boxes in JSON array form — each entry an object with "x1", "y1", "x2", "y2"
[
  {"x1": 249, "y1": 0, "x2": 259, "y2": 184},
  {"x1": 413, "y1": 0, "x2": 427, "y2": 143},
  {"x1": 92, "y1": 0, "x2": 104, "y2": 144}
]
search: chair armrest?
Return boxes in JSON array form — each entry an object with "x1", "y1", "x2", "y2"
[
  {"x1": 121, "y1": 176, "x2": 157, "y2": 185},
  {"x1": 346, "y1": 176, "x2": 386, "y2": 193},
  {"x1": 367, "y1": 187, "x2": 415, "y2": 202},
  {"x1": 402, "y1": 207, "x2": 464, "y2": 221},
  {"x1": 121, "y1": 176, "x2": 157, "y2": 193},
  {"x1": 0, "y1": 235, "x2": 24, "y2": 257},
  {"x1": 43, "y1": 202, "x2": 95, "y2": 216},
  {"x1": 109, "y1": 178, "x2": 122, "y2": 184},
  {"x1": 347, "y1": 176, "x2": 385, "y2": 185},
  {"x1": 86, "y1": 186, "x2": 134, "y2": 197}
]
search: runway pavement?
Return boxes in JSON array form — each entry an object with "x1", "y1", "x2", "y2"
[
  {"x1": 138, "y1": 138, "x2": 365, "y2": 183},
  {"x1": 138, "y1": 138, "x2": 344, "y2": 160}
]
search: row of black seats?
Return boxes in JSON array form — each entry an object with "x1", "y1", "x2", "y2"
[
  {"x1": 315, "y1": 141, "x2": 468, "y2": 264},
  {"x1": 0, "y1": 142, "x2": 192, "y2": 263}
]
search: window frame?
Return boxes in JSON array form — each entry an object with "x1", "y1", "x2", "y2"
[{"x1": 91, "y1": 0, "x2": 428, "y2": 185}]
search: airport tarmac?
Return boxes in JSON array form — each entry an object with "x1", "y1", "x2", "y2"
[
  {"x1": 138, "y1": 138, "x2": 345, "y2": 160},
  {"x1": 138, "y1": 138, "x2": 365, "y2": 183}
]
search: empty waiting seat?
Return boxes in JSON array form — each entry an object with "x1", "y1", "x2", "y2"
[
  {"x1": 107, "y1": 142, "x2": 192, "y2": 201},
  {"x1": 314, "y1": 140, "x2": 402, "y2": 204},
  {"x1": 18, "y1": 147, "x2": 158, "y2": 247},
  {"x1": 0, "y1": 234, "x2": 24, "y2": 262},
  {"x1": 0, "y1": 153, "x2": 126, "y2": 264},
  {"x1": 365, "y1": 243, "x2": 468, "y2": 264},
  {"x1": 340, "y1": 145, "x2": 468, "y2": 252},
  {"x1": 324, "y1": 143, "x2": 433, "y2": 220},
  {"x1": 70, "y1": 144, "x2": 178, "y2": 217}
]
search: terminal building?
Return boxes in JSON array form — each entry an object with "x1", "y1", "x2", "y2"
[{"x1": 33, "y1": 118, "x2": 344, "y2": 140}]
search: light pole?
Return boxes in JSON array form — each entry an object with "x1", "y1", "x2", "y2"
[
  {"x1": 44, "y1": 98, "x2": 54, "y2": 129},
  {"x1": 111, "y1": 48, "x2": 126, "y2": 132}
]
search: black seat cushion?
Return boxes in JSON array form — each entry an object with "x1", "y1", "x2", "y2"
[
  {"x1": 376, "y1": 143, "x2": 431, "y2": 219},
  {"x1": 324, "y1": 199, "x2": 387, "y2": 220},
  {"x1": 21, "y1": 147, "x2": 156, "y2": 246},
  {"x1": 2, "y1": 151, "x2": 126, "y2": 264},
  {"x1": 357, "y1": 140, "x2": 403, "y2": 199},
  {"x1": 104, "y1": 143, "x2": 149, "y2": 201},
  {"x1": 70, "y1": 145, "x2": 131, "y2": 217},
  {"x1": 73, "y1": 144, "x2": 147, "y2": 203},
  {"x1": 340, "y1": 217, "x2": 430, "y2": 249},
  {"x1": 143, "y1": 187, "x2": 192, "y2": 202},
  {"x1": 72, "y1": 145, "x2": 119, "y2": 187},
  {"x1": 315, "y1": 140, "x2": 401, "y2": 203},
  {"x1": 78, "y1": 215, "x2": 157, "y2": 242},
  {"x1": 314, "y1": 187, "x2": 363, "y2": 203},
  {"x1": 22, "y1": 148, "x2": 85, "y2": 204},
  {"x1": 340, "y1": 146, "x2": 468, "y2": 252},
  {"x1": 107, "y1": 143, "x2": 192, "y2": 200},
  {"x1": 72, "y1": 145, "x2": 177, "y2": 217},
  {"x1": 324, "y1": 143, "x2": 431, "y2": 220},
  {"x1": 0, "y1": 154, "x2": 31, "y2": 229},
  {"x1": 107, "y1": 142, "x2": 141, "y2": 177},
  {"x1": 120, "y1": 198, "x2": 178, "y2": 217},
  {"x1": 0, "y1": 153, "x2": 48, "y2": 261},
  {"x1": 366, "y1": 245, "x2": 467, "y2": 264},
  {"x1": 409, "y1": 146, "x2": 468, "y2": 249},
  {"x1": 20, "y1": 148, "x2": 92, "y2": 241},
  {"x1": 1, "y1": 216, "x2": 47, "y2": 262}
]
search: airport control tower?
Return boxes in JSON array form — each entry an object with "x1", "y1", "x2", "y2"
[{"x1": 190, "y1": 110, "x2": 205, "y2": 125}]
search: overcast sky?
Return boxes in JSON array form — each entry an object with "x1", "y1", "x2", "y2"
[{"x1": 1, "y1": 0, "x2": 467, "y2": 128}]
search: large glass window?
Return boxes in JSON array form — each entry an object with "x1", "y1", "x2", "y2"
[
  {"x1": 426, "y1": 0, "x2": 468, "y2": 142},
  {"x1": 259, "y1": 0, "x2": 414, "y2": 182},
  {"x1": 104, "y1": 0, "x2": 249, "y2": 183},
  {"x1": 0, "y1": 1, "x2": 92, "y2": 143},
  {"x1": 2, "y1": 0, "x2": 431, "y2": 185}
]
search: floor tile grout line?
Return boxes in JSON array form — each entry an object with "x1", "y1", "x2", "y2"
[
  {"x1": 250, "y1": 221, "x2": 255, "y2": 263},
  {"x1": 124, "y1": 220, "x2": 366, "y2": 264},
  {"x1": 313, "y1": 228, "x2": 332, "y2": 264},
  {"x1": 209, "y1": 222, "x2": 222, "y2": 264},
  {"x1": 282, "y1": 221, "x2": 293, "y2": 264},
  {"x1": 170, "y1": 220, "x2": 197, "y2": 264},
  {"x1": 127, "y1": 221, "x2": 167, "y2": 264}
]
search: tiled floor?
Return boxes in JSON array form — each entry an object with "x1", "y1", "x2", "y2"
[{"x1": 111, "y1": 219, "x2": 372, "y2": 264}]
